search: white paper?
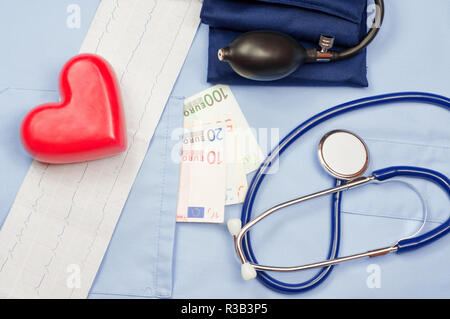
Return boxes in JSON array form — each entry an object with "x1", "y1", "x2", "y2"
[{"x1": 0, "y1": 0, "x2": 201, "y2": 299}]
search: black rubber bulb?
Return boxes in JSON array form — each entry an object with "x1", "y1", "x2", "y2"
[{"x1": 218, "y1": 31, "x2": 310, "y2": 81}]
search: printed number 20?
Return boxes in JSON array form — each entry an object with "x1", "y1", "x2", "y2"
[{"x1": 207, "y1": 128, "x2": 223, "y2": 142}]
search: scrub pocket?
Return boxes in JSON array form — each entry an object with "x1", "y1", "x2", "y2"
[
  {"x1": 89, "y1": 96, "x2": 184, "y2": 298},
  {"x1": 200, "y1": 0, "x2": 369, "y2": 86}
]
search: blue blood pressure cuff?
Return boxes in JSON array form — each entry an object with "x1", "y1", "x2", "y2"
[{"x1": 201, "y1": 0, "x2": 370, "y2": 86}]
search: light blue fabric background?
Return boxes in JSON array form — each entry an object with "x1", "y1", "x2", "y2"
[{"x1": 0, "y1": 1, "x2": 449, "y2": 298}]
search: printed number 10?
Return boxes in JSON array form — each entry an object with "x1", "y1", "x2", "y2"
[{"x1": 207, "y1": 151, "x2": 223, "y2": 165}]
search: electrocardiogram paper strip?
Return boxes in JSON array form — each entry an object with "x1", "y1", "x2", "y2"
[{"x1": 0, "y1": 0, "x2": 202, "y2": 298}]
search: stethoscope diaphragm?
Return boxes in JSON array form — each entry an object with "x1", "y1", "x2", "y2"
[{"x1": 318, "y1": 130, "x2": 369, "y2": 180}]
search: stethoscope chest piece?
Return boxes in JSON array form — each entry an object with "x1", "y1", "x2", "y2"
[{"x1": 318, "y1": 130, "x2": 369, "y2": 180}]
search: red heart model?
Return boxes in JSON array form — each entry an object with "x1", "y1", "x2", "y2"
[{"x1": 21, "y1": 54, "x2": 127, "y2": 164}]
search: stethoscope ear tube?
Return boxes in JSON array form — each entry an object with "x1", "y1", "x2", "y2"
[{"x1": 373, "y1": 166, "x2": 450, "y2": 253}]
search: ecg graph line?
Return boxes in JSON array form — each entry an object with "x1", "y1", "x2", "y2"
[
  {"x1": 34, "y1": 164, "x2": 89, "y2": 294},
  {"x1": 94, "y1": 0, "x2": 120, "y2": 54},
  {"x1": 7, "y1": 165, "x2": 67, "y2": 298},
  {"x1": 120, "y1": 0, "x2": 158, "y2": 82},
  {"x1": 0, "y1": 164, "x2": 49, "y2": 274}
]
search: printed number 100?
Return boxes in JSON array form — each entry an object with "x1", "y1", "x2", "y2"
[{"x1": 203, "y1": 87, "x2": 229, "y2": 107}]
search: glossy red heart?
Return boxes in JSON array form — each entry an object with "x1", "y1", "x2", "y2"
[{"x1": 21, "y1": 54, "x2": 127, "y2": 164}]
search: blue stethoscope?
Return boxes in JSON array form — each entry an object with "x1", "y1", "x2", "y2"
[{"x1": 226, "y1": 92, "x2": 450, "y2": 293}]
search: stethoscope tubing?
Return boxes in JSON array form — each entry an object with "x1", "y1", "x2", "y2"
[
  {"x1": 241, "y1": 92, "x2": 450, "y2": 293},
  {"x1": 373, "y1": 167, "x2": 450, "y2": 252}
]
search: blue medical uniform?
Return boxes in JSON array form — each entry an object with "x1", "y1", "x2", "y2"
[{"x1": 0, "y1": 0, "x2": 449, "y2": 299}]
